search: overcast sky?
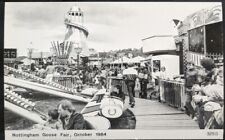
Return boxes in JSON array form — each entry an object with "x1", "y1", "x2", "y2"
[{"x1": 5, "y1": 2, "x2": 221, "y2": 56}]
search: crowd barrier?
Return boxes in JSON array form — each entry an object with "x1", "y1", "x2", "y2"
[
  {"x1": 11, "y1": 69, "x2": 82, "y2": 90},
  {"x1": 52, "y1": 75, "x2": 82, "y2": 89},
  {"x1": 159, "y1": 79, "x2": 186, "y2": 110}
]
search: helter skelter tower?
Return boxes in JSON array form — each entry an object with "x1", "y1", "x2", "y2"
[
  {"x1": 64, "y1": 6, "x2": 89, "y2": 58},
  {"x1": 51, "y1": 6, "x2": 89, "y2": 62}
]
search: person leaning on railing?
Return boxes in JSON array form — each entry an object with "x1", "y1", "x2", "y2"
[
  {"x1": 192, "y1": 58, "x2": 224, "y2": 129},
  {"x1": 185, "y1": 61, "x2": 199, "y2": 119},
  {"x1": 192, "y1": 84, "x2": 223, "y2": 129}
]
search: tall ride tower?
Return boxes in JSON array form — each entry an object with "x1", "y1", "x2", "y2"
[
  {"x1": 51, "y1": 6, "x2": 90, "y2": 64},
  {"x1": 64, "y1": 6, "x2": 90, "y2": 58}
]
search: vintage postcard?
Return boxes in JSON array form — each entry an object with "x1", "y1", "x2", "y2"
[{"x1": 3, "y1": 1, "x2": 224, "y2": 139}]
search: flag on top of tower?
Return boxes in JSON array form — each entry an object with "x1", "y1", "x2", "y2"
[{"x1": 172, "y1": 19, "x2": 182, "y2": 28}]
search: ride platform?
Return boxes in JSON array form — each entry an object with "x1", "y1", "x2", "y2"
[{"x1": 124, "y1": 98, "x2": 199, "y2": 129}]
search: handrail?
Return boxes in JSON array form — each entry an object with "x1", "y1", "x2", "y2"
[
  {"x1": 5, "y1": 101, "x2": 46, "y2": 124},
  {"x1": 52, "y1": 75, "x2": 82, "y2": 90},
  {"x1": 159, "y1": 79, "x2": 186, "y2": 110}
]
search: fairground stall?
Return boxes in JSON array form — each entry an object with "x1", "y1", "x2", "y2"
[
  {"x1": 142, "y1": 35, "x2": 181, "y2": 77},
  {"x1": 175, "y1": 4, "x2": 223, "y2": 69},
  {"x1": 142, "y1": 34, "x2": 185, "y2": 109}
]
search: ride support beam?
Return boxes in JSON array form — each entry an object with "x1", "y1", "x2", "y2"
[
  {"x1": 5, "y1": 101, "x2": 46, "y2": 124},
  {"x1": 5, "y1": 76, "x2": 90, "y2": 103}
]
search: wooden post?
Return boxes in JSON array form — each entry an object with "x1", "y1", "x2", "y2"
[{"x1": 203, "y1": 26, "x2": 207, "y2": 55}]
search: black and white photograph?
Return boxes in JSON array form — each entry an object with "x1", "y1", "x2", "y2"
[{"x1": 3, "y1": 1, "x2": 224, "y2": 139}]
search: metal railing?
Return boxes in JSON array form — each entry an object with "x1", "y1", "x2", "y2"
[
  {"x1": 187, "y1": 52, "x2": 223, "y2": 67},
  {"x1": 206, "y1": 53, "x2": 223, "y2": 66},
  {"x1": 206, "y1": 52, "x2": 223, "y2": 59},
  {"x1": 159, "y1": 79, "x2": 186, "y2": 110},
  {"x1": 187, "y1": 52, "x2": 205, "y2": 67},
  {"x1": 52, "y1": 75, "x2": 82, "y2": 89}
]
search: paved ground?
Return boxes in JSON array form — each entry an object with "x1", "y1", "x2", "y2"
[{"x1": 124, "y1": 97, "x2": 199, "y2": 129}]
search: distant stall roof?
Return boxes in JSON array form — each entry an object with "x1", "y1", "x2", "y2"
[
  {"x1": 128, "y1": 56, "x2": 145, "y2": 63},
  {"x1": 21, "y1": 58, "x2": 35, "y2": 65},
  {"x1": 102, "y1": 58, "x2": 113, "y2": 64},
  {"x1": 143, "y1": 55, "x2": 152, "y2": 61},
  {"x1": 88, "y1": 57, "x2": 102, "y2": 61},
  {"x1": 89, "y1": 61, "x2": 101, "y2": 66}
]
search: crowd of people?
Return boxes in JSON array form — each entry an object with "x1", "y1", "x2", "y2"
[
  {"x1": 88, "y1": 63, "x2": 167, "y2": 108},
  {"x1": 8, "y1": 56, "x2": 223, "y2": 129},
  {"x1": 12, "y1": 57, "x2": 169, "y2": 108},
  {"x1": 185, "y1": 58, "x2": 223, "y2": 129}
]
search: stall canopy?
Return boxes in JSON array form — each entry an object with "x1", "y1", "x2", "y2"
[
  {"x1": 89, "y1": 61, "x2": 100, "y2": 66},
  {"x1": 143, "y1": 55, "x2": 152, "y2": 62},
  {"x1": 128, "y1": 56, "x2": 145, "y2": 63},
  {"x1": 102, "y1": 58, "x2": 113, "y2": 64},
  {"x1": 21, "y1": 58, "x2": 35, "y2": 65}
]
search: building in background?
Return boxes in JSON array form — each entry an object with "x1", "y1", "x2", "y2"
[
  {"x1": 175, "y1": 4, "x2": 223, "y2": 71},
  {"x1": 142, "y1": 35, "x2": 181, "y2": 77}
]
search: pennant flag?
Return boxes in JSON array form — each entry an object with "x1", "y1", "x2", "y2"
[{"x1": 172, "y1": 19, "x2": 181, "y2": 26}]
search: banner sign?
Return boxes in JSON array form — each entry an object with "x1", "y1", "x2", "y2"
[
  {"x1": 188, "y1": 5, "x2": 222, "y2": 29},
  {"x1": 189, "y1": 9, "x2": 205, "y2": 29},
  {"x1": 205, "y1": 5, "x2": 223, "y2": 25},
  {"x1": 178, "y1": 4, "x2": 222, "y2": 34}
]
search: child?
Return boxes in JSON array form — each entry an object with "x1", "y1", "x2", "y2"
[
  {"x1": 32, "y1": 109, "x2": 63, "y2": 130},
  {"x1": 43, "y1": 109, "x2": 63, "y2": 130}
]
